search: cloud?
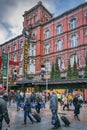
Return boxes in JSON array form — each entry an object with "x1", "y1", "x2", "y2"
[{"x1": 0, "y1": 0, "x2": 84, "y2": 44}]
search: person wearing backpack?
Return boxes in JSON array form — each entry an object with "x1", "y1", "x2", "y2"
[{"x1": 0, "y1": 90, "x2": 10, "y2": 130}]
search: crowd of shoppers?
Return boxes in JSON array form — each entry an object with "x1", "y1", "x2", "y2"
[{"x1": 0, "y1": 87, "x2": 83, "y2": 130}]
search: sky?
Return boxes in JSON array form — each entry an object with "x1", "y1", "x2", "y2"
[{"x1": 0, "y1": 0, "x2": 85, "y2": 44}]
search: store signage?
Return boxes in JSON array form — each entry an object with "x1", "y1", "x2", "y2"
[
  {"x1": 2, "y1": 53, "x2": 8, "y2": 78},
  {"x1": 24, "y1": 40, "x2": 28, "y2": 74}
]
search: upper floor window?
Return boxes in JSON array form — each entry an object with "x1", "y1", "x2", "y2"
[
  {"x1": 56, "y1": 39, "x2": 63, "y2": 51},
  {"x1": 8, "y1": 45, "x2": 10, "y2": 52},
  {"x1": 70, "y1": 34, "x2": 78, "y2": 48},
  {"x1": 69, "y1": 18, "x2": 77, "y2": 30},
  {"x1": 14, "y1": 44, "x2": 16, "y2": 51},
  {"x1": 13, "y1": 55, "x2": 16, "y2": 61},
  {"x1": 45, "y1": 30, "x2": 50, "y2": 39},
  {"x1": 20, "y1": 53, "x2": 23, "y2": 61},
  {"x1": 20, "y1": 41, "x2": 24, "y2": 48},
  {"x1": 70, "y1": 54, "x2": 77, "y2": 67},
  {"x1": 27, "y1": 58, "x2": 35, "y2": 74},
  {"x1": 45, "y1": 44, "x2": 50, "y2": 54},
  {"x1": 2, "y1": 47, "x2": 5, "y2": 52},
  {"x1": 19, "y1": 67, "x2": 23, "y2": 75},
  {"x1": 56, "y1": 24, "x2": 62, "y2": 35},
  {"x1": 28, "y1": 44, "x2": 36, "y2": 56},
  {"x1": 45, "y1": 61, "x2": 51, "y2": 72},
  {"x1": 58, "y1": 58, "x2": 65, "y2": 70}
]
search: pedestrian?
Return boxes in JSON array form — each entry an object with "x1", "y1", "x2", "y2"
[
  {"x1": 62, "y1": 96, "x2": 69, "y2": 111},
  {"x1": 16, "y1": 91, "x2": 22, "y2": 111},
  {"x1": 0, "y1": 90, "x2": 10, "y2": 130},
  {"x1": 22, "y1": 92, "x2": 34, "y2": 125},
  {"x1": 73, "y1": 95, "x2": 81, "y2": 121},
  {"x1": 50, "y1": 91, "x2": 61, "y2": 129}
]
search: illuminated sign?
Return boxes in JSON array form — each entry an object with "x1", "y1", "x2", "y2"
[{"x1": 24, "y1": 40, "x2": 28, "y2": 74}]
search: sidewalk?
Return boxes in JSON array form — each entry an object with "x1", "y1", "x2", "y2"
[{"x1": 2, "y1": 102, "x2": 87, "y2": 130}]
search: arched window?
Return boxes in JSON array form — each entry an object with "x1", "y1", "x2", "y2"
[
  {"x1": 70, "y1": 55, "x2": 77, "y2": 67},
  {"x1": 45, "y1": 61, "x2": 51, "y2": 72},
  {"x1": 69, "y1": 17, "x2": 77, "y2": 29},
  {"x1": 45, "y1": 43, "x2": 50, "y2": 54},
  {"x1": 70, "y1": 34, "x2": 78, "y2": 48},
  {"x1": 56, "y1": 39, "x2": 63, "y2": 51},
  {"x1": 45, "y1": 29, "x2": 50, "y2": 39},
  {"x1": 56, "y1": 24, "x2": 62, "y2": 35}
]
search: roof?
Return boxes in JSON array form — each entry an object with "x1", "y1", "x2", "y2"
[{"x1": 23, "y1": 1, "x2": 52, "y2": 17}]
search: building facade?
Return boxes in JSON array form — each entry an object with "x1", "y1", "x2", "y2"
[{"x1": 0, "y1": 1, "x2": 87, "y2": 81}]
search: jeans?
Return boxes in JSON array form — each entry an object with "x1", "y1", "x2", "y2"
[
  {"x1": 0, "y1": 122, "x2": 2, "y2": 130},
  {"x1": 24, "y1": 111, "x2": 33, "y2": 123}
]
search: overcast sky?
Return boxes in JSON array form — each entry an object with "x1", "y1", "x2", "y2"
[{"x1": 0, "y1": 0, "x2": 85, "y2": 44}]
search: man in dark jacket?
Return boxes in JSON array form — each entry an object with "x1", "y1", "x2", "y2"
[
  {"x1": 50, "y1": 91, "x2": 61, "y2": 129},
  {"x1": 22, "y1": 92, "x2": 34, "y2": 125},
  {"x1": 0, "y1": 90, "x2": 10, "y2": 130}
]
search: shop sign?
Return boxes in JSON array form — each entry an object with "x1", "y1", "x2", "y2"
[{"x1": 24, "y1": 40, "x2": 28, "y2": 74}]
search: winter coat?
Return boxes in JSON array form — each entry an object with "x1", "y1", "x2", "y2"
[
  {"x1": 24, "y1": 96, "x2": 31, "y2": 112},
  {"x1": 0, "y1": 97, "x2": 10, "y2": 124},
  {"x1": 50, "y1": 94, "x2": 58, "y2": 111}
]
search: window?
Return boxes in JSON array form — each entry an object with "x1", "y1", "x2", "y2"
[
  {"x1": 28, "y1": 44, "x2": 36, "y2": 56},
  {"x1": 70, "y1": 34, "x2": 78, "y2": 48},
  {"x1": 45, "y1": 61, "x2": 51, "y2": 72},
  {"x1": 56, "y1": 39, "x2": 63, "y2": 51},
  {"x1": 27, "y1": 59, "x2": 35, "y2": 74},
  {"x1": 58, "y1": 58, "x2": 65, "y2": 70},
  {"x1": 2, "y1": 47, "x2": 5, "y2": 52},
  {"x1": 14, "y1": 44, "x2": 16, "y2": 51},
  {"x1": 69, "y1": 18, "x2": 77, "y2": 29},
  {"x1": 70, "y1": 55, "x2": 77, "y2": 67},
  {"x1": 8, "y1": 45, "x2": 10, "y2": 52},
  {"x1": 20, "y1": 53, "x2": 23, "y2": 61},
  {"x1": 45, "y1": 44, "x2": 50, "y2": 54},
  {"x1": 19, "y1": 67, "x2": 23, "y2": 75},
  {"x1": 45, "y1": 30, "x2": 50, "y2": 39},
  {"x1": 20, "y1": 41, "x2": 24, "y2": 48},
  {"x1": 13, "y1": 55, "x2": 16, "y2": 61},
  {"x1": 56, "y1": 24, "x2": 62, "y2": 35}
]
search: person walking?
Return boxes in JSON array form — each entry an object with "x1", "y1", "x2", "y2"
[
  {"x1": 73, "y1": 95, "x2": 81, "y2": 121},
  {"x1": 50, "y1": 91, "x2": 61, "y2": 129},
  {"x1": 22, "y1": 92, "x2": 34, "y2": 125},
  {"x1": 16, "y1": 91, "x2": 22, "y2": 111},
  {"x1": 0, "y1": 90, "x2": 10, "y2": 130},
  {"x1": 62, "y1": 96, "x2": 69, "y2": 111}
]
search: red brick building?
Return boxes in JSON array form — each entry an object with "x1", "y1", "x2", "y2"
[{"x1": 0, "y1": 1, "x2": 87, "y2": 80}]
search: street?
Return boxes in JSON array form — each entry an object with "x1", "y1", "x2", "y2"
[{"x1": 2, "y1": 102, "x2": 87, "y2": 130}]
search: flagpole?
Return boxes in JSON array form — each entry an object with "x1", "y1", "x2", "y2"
[{"x1": 6, "y1": 52, "x2": 9, "y2": 93}]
